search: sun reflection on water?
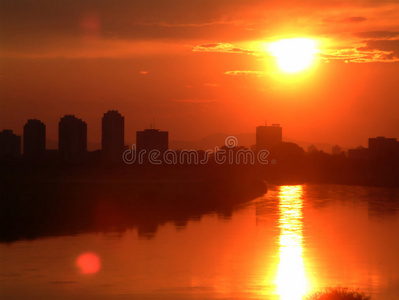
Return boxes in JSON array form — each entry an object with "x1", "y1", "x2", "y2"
[{"x1": 276, "y1": 185, "x2": 308, "y2": 300}]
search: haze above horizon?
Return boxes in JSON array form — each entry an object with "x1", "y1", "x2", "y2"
[{"x1": 1, "y1": 0, "x2": 398, "y2": 147}]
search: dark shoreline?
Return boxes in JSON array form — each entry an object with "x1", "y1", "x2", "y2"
[
  {"x1": 0, "y1": 165, "x2": 268, "y2": 243},
  {"x1": 1, "y1": 162, "x2": 398, "y2": 243}
]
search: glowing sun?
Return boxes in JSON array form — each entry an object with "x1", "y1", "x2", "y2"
[{"x1": 269, "y1": 38, "x2": 318, "y2": 73}]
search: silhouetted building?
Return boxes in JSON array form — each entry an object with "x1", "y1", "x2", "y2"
[
  {"x1": 256, "y1": 124, "x2": 282, "y2": 150},
  {"x1": 136, "y1": 129, "x2": 168, "y2": 153},
  {"x1": 348, "y1": 146, "x2": 368, "y2": 161},
  {"x1": 307, "y1": 144, "x2": 318, "y2": 154},
  {"x1": 102, "y1": 110, "x2": 124, "y2": 162},
  {"x1": 368, "y1": 137, "x2": 397, "y2": 160},
  {"x1": 59, "y1": 115, "x2": 87, "y2": 163},
  {"x1": 88, "y1": 150, "x2": 102, "y2": 164},
  {"x1": 332, "y1": 145, "x2": 341, "y2": 155},
  {"x1": 23, "y1": 119, "x2": 46, "y2": 159},
  {"x1": 44, "y1": 149, "x2": 61, "y2": 163},
  {"x1": 0, "y1": 130, "x2": 21, "y2": 158}
]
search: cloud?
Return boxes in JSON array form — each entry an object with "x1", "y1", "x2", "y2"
[
  {"x1": 342, "y1": 16, "x2": 367, "y2": 23},
  {"x1": 2, "y1": 0, "x2": 399, "y2": 61},
  {"x1": 356, "y1": 39, "x2": 399, "y2": 60},
  {"x1": 172, "y1": 99, "x2": 217, "y2": 103},
  {"x1": 358, "y1": 39, "x2": 399, "y2": 52},
  {"x1": 354, "y1": 31, "x2": 399, "y2": 39},
  {"x1": 193, "y1": 43, "x2": 254, "y2": 54},
  {"x1": 321, "y1": 39, "x2": 399, "y2": 63},
  {"x1": 322, "y1": 16, "x2": 367, "y2": 23},
  {"x1": 197, "y1": 43, "x2": 222, "y2": 48},
  {"x1": 224, "y1": 70, "x2": 267, "y2": 76},
  {"x1": 0, "y1": 40, "x2": 185, "y2": 58},
  {"x1": 140, "y1": 20, "x2": 237, "y2": 28}
]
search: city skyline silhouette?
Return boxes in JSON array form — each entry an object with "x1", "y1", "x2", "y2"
[{"x1": 1, "y1": 109, "x2": 398, "y2": 157}]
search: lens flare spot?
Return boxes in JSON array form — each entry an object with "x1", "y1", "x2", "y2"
[{"x1": 76, "y1": 252, "x2": 101, "y2": 274}]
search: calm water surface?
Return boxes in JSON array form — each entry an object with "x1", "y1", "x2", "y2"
[{"x1": 1, "y1": 184, "x2": 399, "y2": 299}]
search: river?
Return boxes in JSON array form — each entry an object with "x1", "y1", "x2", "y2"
[{"x1": 1, "y1": 184, "x2": 398, "y2": 299}]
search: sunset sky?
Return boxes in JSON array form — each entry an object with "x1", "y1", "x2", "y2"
[{"x1": 1, "y1": 0, "x2": 398, "y2": 148}]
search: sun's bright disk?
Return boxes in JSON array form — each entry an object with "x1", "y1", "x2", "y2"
[{"x1": 269, "y1": 38, "x2": 318, "y2": 73}]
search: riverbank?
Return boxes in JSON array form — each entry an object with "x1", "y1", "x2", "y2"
[{"x1": 0, "y1": 165, "x2": 267, "y2": 242}]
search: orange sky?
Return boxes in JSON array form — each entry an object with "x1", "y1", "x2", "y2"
[{"x1": 1, "y1": 0, "x2": 399, "y2": 148}]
